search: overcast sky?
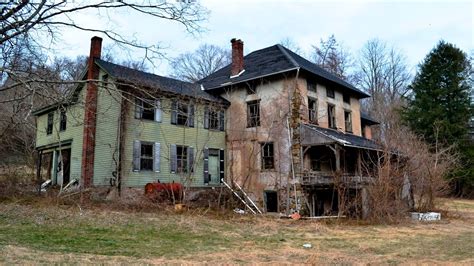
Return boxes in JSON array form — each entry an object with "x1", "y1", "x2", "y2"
[{"x1": 54, "y1": 0, "x2": 473, "y2": 76}]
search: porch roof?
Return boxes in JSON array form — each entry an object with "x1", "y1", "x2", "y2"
[{"x1": 301, "y1": 124, "x2": 383, "y2": 151}]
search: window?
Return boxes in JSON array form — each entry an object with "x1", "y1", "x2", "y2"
[
  {"x1": 343, "y1": 93, "x2": 350, "y2": 104},
  {"x1": 328, "y1": 104, "x2": 336, "y2": 129},
  {"x1": 59, "y1": 110, "x2": 67, "y2": 132},
  {"x1": 47, "y1": 113, "x2": 54, "y2": 135},
  {"x1": 140, "y1": 143, "x2": 154, "y2": 171},
  {"x1": 308, "y1": 97, "x2": 318, "y2": 124},
  {"x1": 209, "y1": 109, "x2": 219, "y2": 129},
  {"x1": 247, "y1": 100, "x2": 260, "y2": 127},
  {"x1": 344, "y1": 111, "x2": 352, "y2": 133},
  {"x1": 177, "y1": 145, "x2": 188, "y2": 173},
  {"x1": 177, "y1": 102, "x2": 189, "y2": 125},
  {"x1": 135, "y1": 98, "x2": 159, "y2": 121},
  {"x1": 307, "y1": 80, "x2": 317, "y2": 92},
  {"x1": 326, "y1": 88, "x2": 335, "y2": 98},
  {"x1": 246, "y1": 83, "x2": 256, "y2": 95},
  {"x1": 101, "y1": 74, "x2": 109, "y2": 88},
  {"x1": 171, "y1": 101, "x2": 194, "y2": 127},
  {"x1": 261, "y1": 142, "x2": 274, "y2": 170}
]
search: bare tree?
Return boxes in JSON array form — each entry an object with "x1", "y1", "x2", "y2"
[
  {"x1": 170, "y1": 44, "x2": 230, "y2": 82},
  {"x1": 279, "y1": 37, "x2": 303, "y2": 55},
  {"x1": 311, "y1": 35, "x2": 354, "y2": 81}
]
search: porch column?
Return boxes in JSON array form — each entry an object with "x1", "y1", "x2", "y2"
[
  {"x1": 36, "y1": 150, "x2": 42, "y2": 195},
  {"x1": 357, "y1": 150, "x2": 362, "y2": 176},
  {"x1": 335, "y1": 145, "x2": 341, "y2": 172}
]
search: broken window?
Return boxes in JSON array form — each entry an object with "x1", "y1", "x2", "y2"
[
  {"x1": 345, "y1": 111, "x2": 352, "y2": 133},
  {"x1": 328, "y1": 104, "x2": 336, "y2": 129},
  {"x1": 343, "y1": 93, "x2": 350, "y2": 104},
  {"x1": 308, "y1": 97, "x2": 318, "y2": 124},
  {"x1": 140, "y1": 143, "x2": 154, "y2": 171},
  {"x1": 247, "y1": 100, "x2": 260, "y2": 127},
  {"x1": 261, "y1": 142, "x2": 274, "y2": 170},
  {"x1": 171, "y1": 101, "x2": 194, "y2": 127},
  {"x1": 326, "y1": 87, "x2": 335, "y2": 98},
  {"x1": 307, "y1": 80, "x2": 317, "y2": 92},
  {"x1": 209, "y1": 109, "x2": 219, "y2": 129},
  {"x1": 47, "y1": 112, "x2": 54, "y2": 135},
  {"x1": 135, "y1": 98, "x2": 161, "y2": 121},
  {"x1": 204, "y1": 107, "x2": 225, "y2": 131},
  {"x1": 59, "y1": 109, "x2": 67, "y2": 132},
  {"x1": 176, "y1": 146, "x2": 188, "y2": 173},
  {"x1": 246, "y1": 83, "x2": 256, "y2": 95}
]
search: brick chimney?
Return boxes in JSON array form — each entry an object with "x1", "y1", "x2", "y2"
[
  {"x1": 231, "y1": 38, "x2": 244, "y2": 76},
  {"x1": 81, "y1": 36, "x2": 102, "y2": 187}
]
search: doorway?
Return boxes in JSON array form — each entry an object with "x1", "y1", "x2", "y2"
[
  {"x1": 264, "y1": 191, "x2": 278, "y2": 212},
  {"x1": 208, "y1": 149, "x2": 220, "y2": 184}
]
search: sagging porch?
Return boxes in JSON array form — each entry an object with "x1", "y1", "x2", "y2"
[{"x1": 298, "y1": 124, "x2": 383, "y2": 217}]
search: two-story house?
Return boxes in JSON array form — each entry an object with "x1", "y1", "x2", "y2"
[
  {"x1": 34, "y1": 37, "x2": 381, "y2": 216},
  {"x1": 200, "y1": 39, "x2": 381, "y2": 216},
  {"x1": 34, "y1": 37, "x2": 228, "y2": 193}
]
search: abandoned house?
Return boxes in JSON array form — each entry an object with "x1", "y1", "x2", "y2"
[{"x1": 34, "y1": 37, "x2": 382, "y2": 216}]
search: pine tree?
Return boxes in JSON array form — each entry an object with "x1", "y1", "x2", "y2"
[
  {"x1": 403, "y1": 41, "x2": 473, "y2": 196},
  {"x1": 403, "y1": 41, "x2": 471, "y2": 145}
]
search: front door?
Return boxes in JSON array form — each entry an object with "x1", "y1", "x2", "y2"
[{"x1": 208, "y1": 149, "x2": 220, "y2": 184}]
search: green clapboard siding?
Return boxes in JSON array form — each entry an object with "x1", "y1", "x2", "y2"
[
  {"x1": 35, "y1": 84, "x2": 87, "y2": 182},
  {"x1": 121, "y1": 97, "x2": 226, "y2": 188},
  {"x1": 35, "y1": 69, "x2": 226, "y2": 188}
]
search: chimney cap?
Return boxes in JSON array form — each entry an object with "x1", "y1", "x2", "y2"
[
  {"x1": 231, "y1": 38, "x2": 243, "y2": 44},
  {"x1": 91, "y1": 36, "x2": 103, "y2": 41}
]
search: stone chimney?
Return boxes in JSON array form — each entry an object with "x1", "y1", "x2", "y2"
[
  {"x1": 81, "y1": 36, "x2": 102, "y2": 187},
  {"x1": 231, "y1": 38, "x2": 244, "y2": 76}
]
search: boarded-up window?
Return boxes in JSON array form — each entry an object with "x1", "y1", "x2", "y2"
[
  {"x1": 328, "y1": 104, "x2": 336, "y2": 129},
  {"x1": 344, "y1": 111, "x2": 352, "y2": 133},
  {"x1": 261, "y1": 142, "x2": 274, "y2": 170},
  {"x1": 247, "y1": 100, "x2": 260, "y2": 127},
  {"x1": 47, "y1": 112, "x2": 54, "y2": 135},
  {"x1": 59, "y1": 109, "x2": 67, "y2": 131},
  {"x1": 308, "y1": 97, "x2": 318, "y2": 124}
]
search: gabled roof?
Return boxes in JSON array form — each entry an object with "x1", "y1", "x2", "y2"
[
  {"x1": 199, "y1": 44, "x2": 370, "y2": 98},
  {"x1": 301, "y1": 123, "x2": 383, "y2": 151},
  {"x1": 96, "y1": 59, "x2": 227, "y2": 104}
]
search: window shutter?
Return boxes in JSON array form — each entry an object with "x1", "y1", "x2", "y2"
[
  {"x1": 187, "y1": 146, "x2": 194, "y2": 173},
  {"x1": 134, "y1": 99, "x2": 143, "y2": 119},
  {"x1": 170, "y1": 144, "x2": 177, "y2": 173},
  {"x1": 188, "y1": 103, "x2": 195, "y2": 127},
  {"x1": 219, "y1": 149, "x2": 225, "y2": 182},
  {"x1": 219, "y1": 110, "x2": 225, "y2": 131},
  {"x1": 203, "y1": 148, "x2": 209, "y2": 183},
  {"x1": 153, "y1": 142, "x2": 161, "y2": 172},
  {"x1": 133, "y1": 140, "x2": 141, "y2": 171},
  {"x1": 203, "y1": 107, "x2": 209, "y2": 129},
  {"x1": 171, "y1": 100, "x2": 177, "y2": 125},
  {"x1": 154, "y1": 99, "x2": 162, "y2": 122}
]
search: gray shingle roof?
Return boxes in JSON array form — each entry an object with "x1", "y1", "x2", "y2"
[
  {"x1": 360, "y1": 112, "x2": 380, "y2": 125},
  {"x1": 96, "y1": 59, "x2": 227, "y2": 104},
  {"x1": 302, "y1": 123, "x2": 383, "y2": 151},
  {"x1": 199, "y1": 44, "x2": 370, "y2": 98}
]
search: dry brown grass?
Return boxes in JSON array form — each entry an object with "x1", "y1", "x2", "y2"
[{"x1": 0, "y1": 197, "x2": 473, "y2": 264}]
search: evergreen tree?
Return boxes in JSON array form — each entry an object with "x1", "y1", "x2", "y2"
[{"x1": 403, "y1": 41, "x2": 473, "y2": 196}]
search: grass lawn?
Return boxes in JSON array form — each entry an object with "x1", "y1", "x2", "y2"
[{"x1": 0, "y1": 198, "x2": 473, "y2": 264}]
